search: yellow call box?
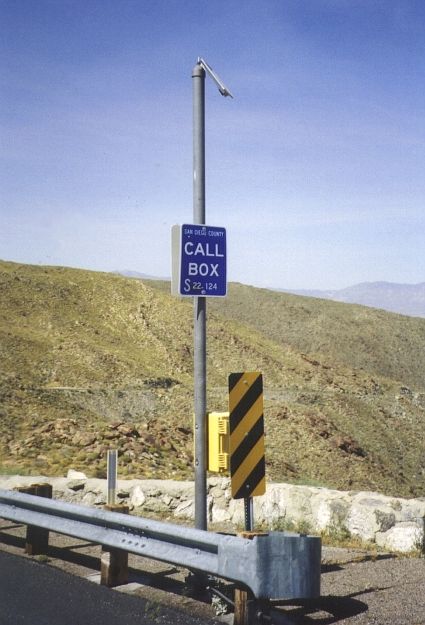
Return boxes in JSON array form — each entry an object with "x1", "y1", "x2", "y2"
[{"x1": 207, "y1": 412, "x2": 230, "y2": 473}]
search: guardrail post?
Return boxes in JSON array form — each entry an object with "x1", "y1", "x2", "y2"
[
  {"x1": 234, "y1": 531, "x2": 270, "y2": 625},
  {"x1": 15, "y1": 483, "x2": 52, "y2": 555},
  {"x1": 101, "y1": 504, "x2": 129, "y2": 587}
]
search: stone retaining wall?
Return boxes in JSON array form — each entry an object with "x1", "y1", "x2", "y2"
[{"x1": 1, "y1": 473, "x2": 424, "y2": 553}]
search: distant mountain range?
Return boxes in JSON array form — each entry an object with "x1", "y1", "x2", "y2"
[
  {"x1": 115, "y1": 270, "x2": 170, "y2": 281},
  {"x1": 116, "y1": 271, "x2": 425, "y2": 318},
  {"x1": 280, "y1": 281, "x2": 425, "y2": 318}
]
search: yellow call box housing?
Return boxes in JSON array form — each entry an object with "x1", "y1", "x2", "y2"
[{"x1": 207, "y1": 412, "x2": 230, "y2": 473}]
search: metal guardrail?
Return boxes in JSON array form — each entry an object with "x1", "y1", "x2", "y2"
[{"x1": 0, "y1": 488, "x2": 321, "y2": 600}]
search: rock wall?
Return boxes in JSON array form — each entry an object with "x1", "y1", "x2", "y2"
[{"x1": 1, "y1": 473, "x2": 424, "y2": 553}]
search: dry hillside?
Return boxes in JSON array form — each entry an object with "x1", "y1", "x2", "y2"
[{"x1": 1, "y1": 260, "x2": 425, "y2": 498}]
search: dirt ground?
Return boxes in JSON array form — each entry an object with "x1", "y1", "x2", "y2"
[{"x1": 0, "y1": 519, "x2": 424, "y2": 624}]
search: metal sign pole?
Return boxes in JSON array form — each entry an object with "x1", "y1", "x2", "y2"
[
  {"x1": 192, "y1": 62, "x2": 207, "y2": 531},
  {"x1": 191, "y1": 59, "x2": 232, "y2": 532},
  {"x1": 244, "y1": 497, "x2": 254, "y2": 531}
]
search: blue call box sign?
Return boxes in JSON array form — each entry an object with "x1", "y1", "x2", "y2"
[{"x1": 176, "y1": 224, "x2": 227, "y2": 297}]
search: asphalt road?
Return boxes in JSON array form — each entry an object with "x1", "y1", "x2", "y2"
[{"x1": 0, "y1": 550, "x2": 218, "y2": 625}]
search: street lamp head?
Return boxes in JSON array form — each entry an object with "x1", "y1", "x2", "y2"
[
  {"x1": 197, "y1": 57, "x2": 234, "y2": 98},
  {"x1": 218, "y1": 86, "x2": 233, "y2": 98}
]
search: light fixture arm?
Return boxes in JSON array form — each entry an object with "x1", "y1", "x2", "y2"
[{"x1": 197, "y1": 57, "x2": 234, "y2": 98}]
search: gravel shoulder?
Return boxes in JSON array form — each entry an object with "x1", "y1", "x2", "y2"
[
  {"x1": 278, "y1": 547, "x2": 425, "y2": 624},
  {"x1": 1, "y1": 520, "x2": 424, "y2": 624}
]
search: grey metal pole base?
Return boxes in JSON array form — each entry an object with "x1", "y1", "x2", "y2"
[{"x1": 194, "y1": 295, "x2": 207, "y2": 531}]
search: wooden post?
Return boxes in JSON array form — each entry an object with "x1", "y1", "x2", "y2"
[
  {"x1": 234, "y1": 531, "x2": 269, "y2": 625},
  {"x1": 15, "y1": 483, "x2": 53, "y2": 556},
  {"x1": 100, "y1": 504, "x2": 129, "y2": 587},
  {"x1": 234, "y1": 587, "x2": 251, "y2": 625}
]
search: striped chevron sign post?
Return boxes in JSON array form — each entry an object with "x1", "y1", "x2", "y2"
[{"x1": 229, "y1": 372, "x2": 266, "y2": 530}]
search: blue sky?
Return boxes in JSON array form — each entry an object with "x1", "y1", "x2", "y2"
[{"x1": 1, "y1": 0, "x2": 424, "y2": 289}]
